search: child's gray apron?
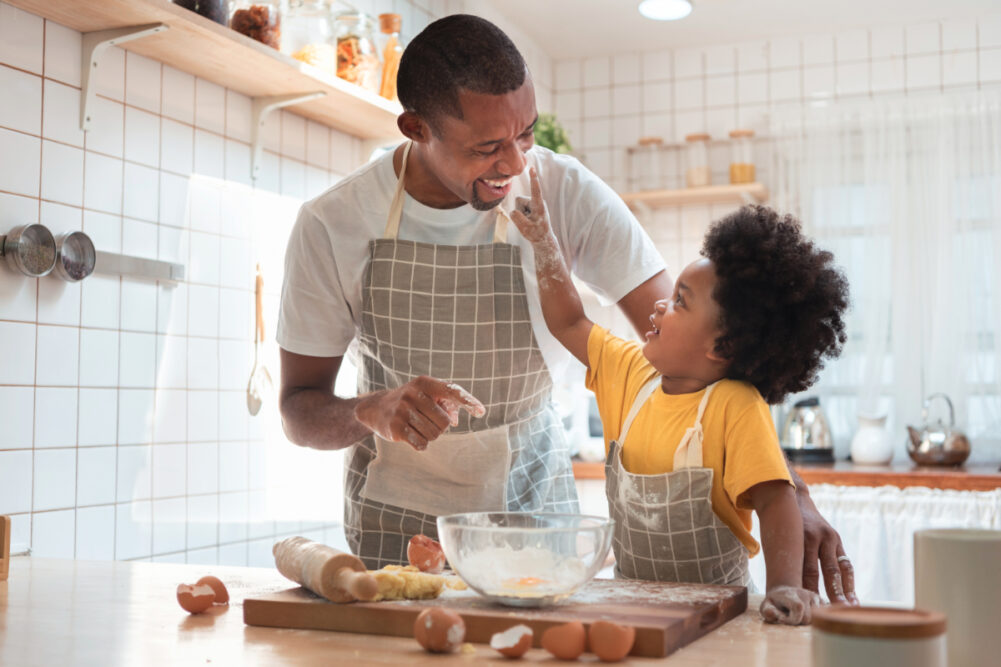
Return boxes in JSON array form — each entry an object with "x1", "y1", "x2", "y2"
[
  {"x1": 344, "y1": 142, "x2": 579, "y2": 569},
  {"x1": 604, "y1": 378, "x2": 750, "y2": 585}
]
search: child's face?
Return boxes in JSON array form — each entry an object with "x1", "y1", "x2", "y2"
[{"x1": 642, "y1": 258, "x2": 726, "y2": 379}]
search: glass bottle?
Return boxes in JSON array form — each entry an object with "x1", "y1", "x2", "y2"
[
  {"x1": 173, "y1": 0, "x2": 229, "y2": 26},
  {"x1": 685, "y1": 133, "x2": 711, "y2": 188},
  {"x1": 282, "y1": 0, "x2": 336, "y2": 75},
  {"x1": 230, "y1": 0, "x2": 284, "y2": 50},
  {"x1": 333, "y1": 11, "x2": 380, "y2": 93},
  {"x1": 377, "y1": 13, "x2": 404, "y2": 102},
  {"x1": 631, "y1": 136, "x2": 663, "y2": 191},
  {"x1": 728, "y1": 128, "x2": 756, "y2": 184}
]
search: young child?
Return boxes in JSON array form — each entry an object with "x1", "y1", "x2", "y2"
[{"x1": 510, "y1": 169, "x2": 849, "y2": 626}]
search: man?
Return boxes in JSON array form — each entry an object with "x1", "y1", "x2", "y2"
[{"x1": 277, "y1": 14, "x2": 857, "y2": 604}]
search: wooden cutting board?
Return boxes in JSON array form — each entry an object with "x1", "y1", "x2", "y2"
[{"x1": 243, "y1": 579, "x2": 747, "y2": 658}]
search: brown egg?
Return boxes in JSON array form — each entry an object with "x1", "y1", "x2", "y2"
[
  {"x1": 407, "y1": 534, "x2": 446, "y2": 574},
  {"x1": 541, "y1": 621, "x2": 587, "y2": 660},
  {"x1": 588, "y1": 621, "x2": 636, "y2": 662},
  {"x1": 489, "y1": 624, "x2": 533, "y2": 658},
  {"x1": 413, "y1": 607, "x2": 465, "y2": 653},
  {"x1": 176, "y1": 583, "x2": 216, "y2": 614},
  {"x1": 196, "y1": 575, "x2": 229, "y2": 604}
]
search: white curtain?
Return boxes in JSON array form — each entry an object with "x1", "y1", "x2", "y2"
[{"x1": 769, "y1": 89, "x2": 1001, "y2": 463}]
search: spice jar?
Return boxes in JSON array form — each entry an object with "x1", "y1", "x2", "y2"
[
  {"x1": 282, "y1": 0, "x2": 336, "y2": 75},
  {"x1": 728, "y1": 129, "x2": 755, "y2": 184},
  {"x1": 174, "y1": 0, "x2": 229, "y2": 25},
  {"x1": 685, "y1": 133, "x2": 711, "y2": 188},
  {"x1": 377, "y1": 13, "x2": 404, "y2": 102},
  {"x1": 812, "y1": 606, "x2": 946, "y2": 667},
  {"x1": 630, "y1": 136, "x2": 664, "y2": 191},
  {"x1": 333, "y1": 11, "x2": 380, "y2": 93},
  {"x1": 230, "y1": 0, "x2": 283, "y2": 49}
]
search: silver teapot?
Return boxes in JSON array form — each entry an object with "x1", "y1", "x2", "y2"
[{"x1": 906, "y1": 393, "x2": 971, "y2": 466}]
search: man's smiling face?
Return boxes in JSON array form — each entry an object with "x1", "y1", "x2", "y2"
[{"x1": 418, "y1": 77, "x2": 538, "y2": 211}]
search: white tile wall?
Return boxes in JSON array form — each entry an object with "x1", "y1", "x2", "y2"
[{"x1": 553, "y1": 13, "x2": 1001, "y2": 274}]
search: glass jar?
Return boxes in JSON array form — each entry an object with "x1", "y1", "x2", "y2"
[
  {"x1": 333, "y1": 12, "x2": 380, "y2": 93},
  {"x1": 173, "y1": 0, "x2": 229, "y2": 26},
  {"x1": 283, "y1": 0, "x2": 336, "y2": 75},
  {"x1": 685, "y1": 133, "x2": 711, "y2": 188},
  {"x1": 630, "y1": 136, "x2": 663, "y2": 191},
  {"x1": 729, "y1": 128, "x2": 756, "y2": 184},
  {"x1": 230, "y1": 0, "x2": 284, "y2": 49},
  {"x1": 377, "y1": 13, "x2": 404, "y2": 102}
]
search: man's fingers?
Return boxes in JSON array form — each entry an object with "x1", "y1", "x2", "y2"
[
  {"x1": 820, "y1": 538, "x2": 847, "y2": 604},
  {"x1": 443, "y1": 382, "x2": 486, "y2": 418},
  {"x1": 529, "y1": 166, "x2": 543, "y2": 209},
  {"x1": 400, "y1": 424, "x2": 428, "y2": 451},
  {"x1": 802, "y1": 540, "x2": 821, "y2": 594}
]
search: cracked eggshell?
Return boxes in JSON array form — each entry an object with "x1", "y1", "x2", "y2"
[
  {"x1": 588, "y1": 620, "x2": 636, "y2": 662},
  {"x1": 413, "y1": 608, "x2": 466, "y2": 653},
  {"x1": 490, "y1": 624, "x2": 533, "y2": 658},
  {"x1": 541, "y1": 621, "x2": 587, "y2": 660},
  {"x1": 176, "y1": 583, "x2": 216, "y2": 614},
  {"x1": 407, "y1": 534, "x2": 446, "y2": 574},
  {"x1": 195, "y1": 575, "x2": 229, "y2": 604}
]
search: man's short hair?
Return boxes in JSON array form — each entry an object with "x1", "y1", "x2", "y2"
[{"x1": 397, "y1": 14, "x2": 527, "y2": 133}]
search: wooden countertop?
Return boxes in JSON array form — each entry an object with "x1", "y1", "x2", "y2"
[
  {"x1": 573, "y1": 460, "x2": 1001, "y2": 491},
  {"x1": 0, "y1": 558, "x2": 812, "y2": 666}
]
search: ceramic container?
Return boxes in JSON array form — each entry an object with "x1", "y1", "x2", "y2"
[
  {"x1": 812, "y1": 605, "x2": 946, "y2": 667},
  {"x1": 914, "y1": 528, "x2": 1001, "y2": 667},
  {"x1": 850, "y1": 413, "x2": 893, "y2": 464}
]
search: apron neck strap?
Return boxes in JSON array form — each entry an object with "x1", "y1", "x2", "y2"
[
  {"x1": 617, "y1": 377, "x2": 661, "y2": 445},
  {"x1": 672, "y1": 381, "x2": 720, "y2": 470},
  {"x1": 384, "y1": 141, "x2": 509, "y2": 243}
]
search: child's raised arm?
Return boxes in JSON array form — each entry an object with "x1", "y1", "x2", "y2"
[
  {"x1": 746, "y1": 480, "x2": 822, "y2": 625},
  {"x1": 509, "y1": 168, "x2": 593, "y2": 367}
]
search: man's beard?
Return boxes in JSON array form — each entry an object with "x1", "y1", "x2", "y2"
[{"x1": 470, "y1": 184, "x2": 504, "y2": 212}]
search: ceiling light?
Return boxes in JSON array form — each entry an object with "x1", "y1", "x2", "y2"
[{"x1": 638, "y1": 0, "x2": 693, "y2": 21}]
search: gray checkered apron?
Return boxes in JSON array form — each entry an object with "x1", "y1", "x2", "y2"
[
  {"x1": 605, "y1": 378, "x2": 750, "y2": 585},
  {"x1": 343, "y1": 142, "x2": 579, "y2": 569}
]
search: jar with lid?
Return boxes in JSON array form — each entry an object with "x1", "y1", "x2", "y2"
[
  {"x1": 333, "y1": 12, "x2": 380, "y2": 93},
  {"x1": 282, "y1": 0, "x2": 336, "y2": 75},
  {"x1": 729, "y1": 129, "x2": 755, "y2": 184},
  {"x1": 230, "y1": 0, "x2": 284, "y2": 50},
  {"x1": 812, "y1": 605, "x2": 946, "y2": 667},
  {"x1": 377, "y1": 13, "x2": 404, "y2": 102},
  {"x1": 173, "y1": 0, "x2": 229, "y2": 26},
  {"x1": 630, "y1": 136, "x2": 664, "y2": 191},
  {"x1": 685, "y1": 133, "x2": 711, "y2": 188}
]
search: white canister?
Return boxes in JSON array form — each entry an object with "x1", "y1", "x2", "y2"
[
  {"x1": 812, "y1": 605, "x2": 946, "y2": 667},
  {"x1": 850, "y1": 413, "x2": 893, "y2": 464},
  {"x1": 914, "y1": 528, "x2": 1001, "y2": 667}
]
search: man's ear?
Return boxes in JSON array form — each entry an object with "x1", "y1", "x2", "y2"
[{"x1": 398, "y1": 111, "x2": 431, "y2": 143}]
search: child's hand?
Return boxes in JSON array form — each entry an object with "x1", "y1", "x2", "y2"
[
  {"x1": 759, "y1": 585, "x2": 822, "y2": 625},
  {"x1": 510, "y1": 167, "x2": 552, "y2": 244}
]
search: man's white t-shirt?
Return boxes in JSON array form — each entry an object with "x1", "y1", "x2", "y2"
[{"x1": 276, "y1": 145, "x2": 667, "y2": 383}]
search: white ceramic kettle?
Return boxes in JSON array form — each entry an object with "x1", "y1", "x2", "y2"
[{"x1": 850, "y1": 414, "x2": 893, "y2": 465}]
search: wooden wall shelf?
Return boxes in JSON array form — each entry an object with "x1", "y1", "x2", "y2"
[
  {"x1": 620, "y1": 183, "x2": 769, "y2": 209},
  {"x1": 572, "y1": 460, "x2": 1001, "y2": 492},
  {"x1": 8, "y1": 0, "x2": 403, "y2": 140}
]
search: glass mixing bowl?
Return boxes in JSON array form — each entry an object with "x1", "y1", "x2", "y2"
[{"x1": 436, "y1": 512, "x2": 614, "y2": 607}]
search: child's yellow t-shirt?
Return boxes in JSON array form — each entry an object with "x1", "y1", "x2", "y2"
[{"x1": 584, "y1": 325, "x2": 793, "y2": 556}]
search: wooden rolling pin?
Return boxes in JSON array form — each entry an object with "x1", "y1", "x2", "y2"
[{"x1": 272, "y1": 537, "x2": 377, "y2": 603}]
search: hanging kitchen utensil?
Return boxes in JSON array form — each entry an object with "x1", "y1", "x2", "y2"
[
  {"x1": 54, "y1": 231, "x2": 96, "y2": 281},
  {"x1": 1, "y1": 224, "x2": 57, "y2": 277},
  {"x1": 906, "y1": 393, "x2": 971, "y2": 466},
  {"x1": 247, "y1": 263, "x2": 273, "y2": 416}
]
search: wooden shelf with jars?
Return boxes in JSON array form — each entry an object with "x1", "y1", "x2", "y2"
[
  {"x1": 619, "y1": 182, "x2": 769, "y2": 210},
  {"x1": 7, "y1": 0, "x2": 402, "y2": 140}
]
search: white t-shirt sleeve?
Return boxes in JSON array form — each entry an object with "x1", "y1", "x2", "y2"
[
  {"x1": 547, "y1": 153, "x2": 666, "y2": 306},
  {"x1": 276, "y1": 202, "x2": 356, "y2": 358}
]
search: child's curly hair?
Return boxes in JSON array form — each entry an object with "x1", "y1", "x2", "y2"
[{"x1": 701, "y1": 205, "x2": 849, "y2": 404}]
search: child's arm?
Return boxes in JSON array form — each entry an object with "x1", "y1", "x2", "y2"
[
  {"x1": 746, "y1": 480, "x2": 822, "y2": 625},
  {"x1": 509, "y1": 167, "x2": 593, "y2": 367}
]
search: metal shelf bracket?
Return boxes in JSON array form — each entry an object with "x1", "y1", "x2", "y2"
[
  {"x1": 251, "y1": 92, "x2": 327, "y2": 181},
  {"x1": 81, "y1": 23, "x2": 169, "y2": 132},
  {"x1": 94, "y1": 251, "x2": 185, "y2": 285}
]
